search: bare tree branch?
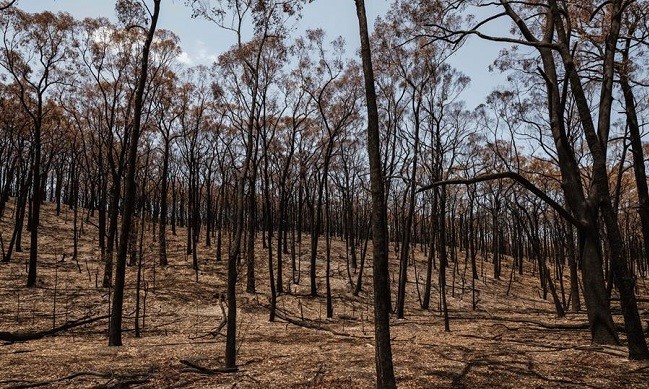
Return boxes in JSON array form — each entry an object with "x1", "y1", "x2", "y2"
[
  {"x1": 417, "y1": 171, "x2": 581, "y2": 227},
  {"x1": 0, "y1": 0, "x2": 16, "y2": 11}
]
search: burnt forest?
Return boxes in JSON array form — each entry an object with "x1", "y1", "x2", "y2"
[{"x1": 1, "y1": 0, "x2": 649, "y2": 388}]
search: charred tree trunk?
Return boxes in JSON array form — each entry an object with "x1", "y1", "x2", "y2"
[
  {"x1": 619, "y1": 47, "x2": 649, "y2": 274},
  {"x1": 158, "y1": 140, "x2": 171, "y2": 266},
  {"x1": 3, "y1": 161, "x2": 31, "y2": 263},
  {"x1": 108, "y1": 0, "x2": 160, "y2": 346},
  {"x1": 355, "y1": 0, "x2": 397, "y2": 386}
]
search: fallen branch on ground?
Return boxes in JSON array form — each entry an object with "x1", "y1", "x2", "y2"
[
  {"x1": 457, "y1": 315, "x2": 649, "y2": 333},
  {"x1": 0, "y1": 315, "x2": 109, "y2": 343},
  {"x1": 3, "y1": 371, "x2": 150, "y2": 389},
  {"x1": 180, "y1": 359, "x2": 238, "y2": 375},
  {"x1": 273, "y1": 307, "x2": 351, "y2": 337}
]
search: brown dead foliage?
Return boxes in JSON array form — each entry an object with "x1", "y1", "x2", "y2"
[{"x1": 1, "y1": 199, "x2": 649, "y2": 388}]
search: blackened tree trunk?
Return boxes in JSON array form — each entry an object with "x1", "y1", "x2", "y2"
[
  {"x1": 109, "y1": 0, "x2": 160, "y2": 346},
  {"x1": 98, "y1": 167, "x2": 107, "y2": 256},
  {"x1": 3, "y1": 160, "x2": 31, "y2": 263},
  {"x1": 191, "y1": 163, "x2": 200, "y2": 273},
  {"x1": 325, "y1": 182, "x2": 333, "y2": 318},
  {"x1": 171, "y1": 177, "x2": 177, "y2": 235},
  {"x1": 261, "y1": 119, "x2": 276, "y2": 321},
  {"x1": 246, "y1": 161, "x2": 257, "y2": 293},
  {"x1": 54, "y1": 165, "x2": 63, "y2": 215},
  {"x1": 531, "y1": 6, "x2": 619, "y2": 346},
  {"x1": 353, "y1": 216, "x2": 370, "y2": 296},
  {"x1": 438, "y1": 187, "x2": 450, "y2": 331},
  {"x1": 354, "y1": 0, "x2": 396, "y2": 386},
  {"x1": 565, "y1": 223, "x2": 580, "y2": 312},
  {"x1": 103, "y1": 172, "x2": 122, "y2": 287},
  {"x1": 547, "y1": 0, "x2": 648, "y2": 358},
  {"x1": 421, "y1": 190, "x2": 437, "y2": 309},
  {"x1": 619, "y1": 40, "x2": 649, "y2": 273},
  {"x1": 276, "y1": 111, "x2": 301, "y2": 294},
  {"x1": 396, "y1": 104, "x2": 420, "y2": 318},
  {"x1": 158, "y1": 139, "x2": 172, "y2": 266},
  {"x1": 26, "y1": 112, "x2": 42, "y2": 287}
]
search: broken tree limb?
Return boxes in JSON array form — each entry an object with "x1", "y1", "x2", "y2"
[{"x1": 0, "y1": 314, "x2": 109, "y2": 343}]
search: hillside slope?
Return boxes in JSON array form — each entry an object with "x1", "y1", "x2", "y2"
[{"x1": 1, "y1": 200, "x2": 648, "y2": 388}]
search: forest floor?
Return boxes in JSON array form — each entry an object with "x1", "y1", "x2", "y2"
[{"x1": 1, "y1": 200, "x2": 649, "y2": 388}]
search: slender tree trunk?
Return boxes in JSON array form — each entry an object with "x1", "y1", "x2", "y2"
[
  {"x1": 353, "y1": 216, "x2": 370, "y2": 296},
  {"x1": 566, "y1": 223, "x2": 580, "y2": 312},
  {"x1": 600, "y1": 198, "x2": 649, "y2": 359},
  {"x1": 262, "y1": 135, "x2": 276, "y2": 321},
  {"x1": 325, "y1": 182, "x2": 333, "y2": 319},
  {"x1": 246, "y1": 166, "x2": 257, "y2": 293},
  {"x1": 439, "y1": 188, "x2": 449, "y2": 331},
  {"x1": 27, "y1": 121, "x2": 42, "y2": 287},
  {"x1": 54, "y1": 167, "x2": 62, "y2": 216},
  {"x1": 171, "y1": 177, "x2": 177, "y2": 235},
  {"x1": 191, "y1": 166, "x2": 200, "y2": 273},
  {"x1": 3, "y1": 163, "x2": 31, "y2": 263},
  {"x1": 98, "y1": 169, "x2": 107, "y2": 254},
  {"x1": 422, "y1": 192, "x2": 437, "y2": 309},
  {"x1": 355, "y1": 1, "x2": 396, "y2": 386},
  {"x1": 158, "y1": 141, "x2": 171, "y2": 266},
  {"x1": 108, "y1": 0, "x2": 160, "y2": 346},
  {"x1": 103, "y1": 177, "x2": 121, "y2": 288},
  {"x1": 396, "y1": 102, "x2": 420, "y2": 318},
  {"x1": 310, "y1": 171, "x2": 327, "y2": 297},
  {"x1": 619, "y1": 54, "x2": 649, "y2": 272}
]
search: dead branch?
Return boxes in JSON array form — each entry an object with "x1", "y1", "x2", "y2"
[
  {"x1": 451, "y1": 314, "x2": 649, "y2": 333},
  {"x1": 0, "y1": 0, "x2": 17, "y2": 11},
  {"x1": 0, "y1": 314, "x2": 109, "y2": 343},
  {"x1": 273, "y1": 307, "x2": 348, "y2": 337},
  {"x1": 210, "y1": 298, "x2": 228, "y2": 337},
  {"x1": 307, "y1": 364, "x2": 326, "y2": 386},
  {"x1": 180, "y1": 359, "x2": 238, "y2": 375},
  {"x1": 3, "y1": 372, "x2": 109, "y2": 389},
  {"x1": 188, "y1": 299, "x2": 228, "y2": 340},
  {"x1": 102, "y1": 376, "x2": 151, "y2": 388},
  {"x1": 513, "y1": 318, "x2": 590, "y2": 330},
  {"x1": 417, "y1": 171, "x2": 580, "y2": 227},
  {"x1": 266, "y1": 305, "x2": 375, "y2": 340}
]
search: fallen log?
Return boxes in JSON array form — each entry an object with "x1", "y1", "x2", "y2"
[{"x1": 0, "y1": 314, "x2": 109, "y2": 343}]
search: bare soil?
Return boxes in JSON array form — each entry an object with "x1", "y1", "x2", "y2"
[{"x1": 1, "y1": 200, "x2": 649, "y2": 388}]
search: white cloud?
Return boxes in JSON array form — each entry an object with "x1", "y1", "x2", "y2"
[
  {"x1": 194, "y1": 40, "x2": 219, "y2": 65},
  {"x1": 177, "y1": 51, "x2": 194, "y2": 66}
]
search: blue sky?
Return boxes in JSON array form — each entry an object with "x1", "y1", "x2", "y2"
[{"x1": 15, "y1": 0, "x2": 508, "y2": 109}]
